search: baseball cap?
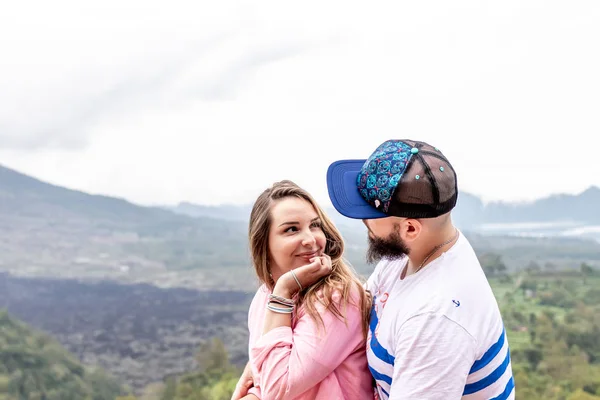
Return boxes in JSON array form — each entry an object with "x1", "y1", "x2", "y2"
[{"x1": 326, "y1": 139, "x2": 458, "y2": 219}]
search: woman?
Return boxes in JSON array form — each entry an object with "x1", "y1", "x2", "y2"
[{"x1": 232, "y1": 180, "x2": 374, "y2": 400}]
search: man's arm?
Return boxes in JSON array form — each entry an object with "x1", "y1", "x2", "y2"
[{"x1": 388, "y1": 313, "x2": 476, "y2": 400}]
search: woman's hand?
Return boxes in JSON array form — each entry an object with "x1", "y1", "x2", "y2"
[
  {"x1": 273, "y1": 254, "x2": 332, "y2": 298},
  {"x1": 231, "y1": 362, "x2": 254, "y2": 400}
]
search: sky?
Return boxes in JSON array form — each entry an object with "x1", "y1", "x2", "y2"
[{"x1": 1, "y1": 1, "x2": 599, "y2": 208}]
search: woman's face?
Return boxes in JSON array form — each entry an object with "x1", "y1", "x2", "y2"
[{"x1": 267, "y1": 197, "x2": 327, "y2": 281}]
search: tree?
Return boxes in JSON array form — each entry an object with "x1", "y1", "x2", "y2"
[
  {"x1": 526, "y1": 261, "x2": 542, "y2": 275},
  {"x1": 480, "y1": 253, "x2": 507, "y2": 278},
  {"x1": 544, "y1": 262, "x2": 558, "y2": 273},
  {"x1": 207, "y1": 378, "x2": 238, "y2": 400},
  {"x1": 195, "y1": 338, "x2": 235, "y2": 381},
  {"x1": 567, "y1": 389, "x2": 600, "y2": 400},
  {"x1": 0, "y1": 312, "x2": 123, "y2": 400},
  {"x1": 160, "y1": 377, "x2": 177, "y2": 400},
  {"x1": 139, "y1": 382, "x2": 165, "y2": 400},
  {"x1": 519, "y1": 279, "x2": 538, "y2": 298},
  {"x1": 149, "y1": 338, "x2": 241, "y2": 400},
  {"x1": 581, "y1": 263, "x2": 594, "y2": 285}
]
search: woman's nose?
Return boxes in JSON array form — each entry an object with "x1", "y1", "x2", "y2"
[{"x1": 301, "y1": 229, "x2": 316, "y2": 246}]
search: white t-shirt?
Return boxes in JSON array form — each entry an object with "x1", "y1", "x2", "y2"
[{"x1": 365, "y1": 231, "x2": 515, "y2": 400}]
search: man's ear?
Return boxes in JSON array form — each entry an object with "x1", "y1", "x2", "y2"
[{"x1": 401, "y1": 218, "x2": 422, "y2": 243}]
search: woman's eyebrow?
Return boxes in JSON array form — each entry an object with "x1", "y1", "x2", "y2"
[
  {"x1": 278, "y1": 221, "x2": 299, "y2": 227},
  {"x1": 278, "y1": 217, "x2": 320, "y2": 227}
]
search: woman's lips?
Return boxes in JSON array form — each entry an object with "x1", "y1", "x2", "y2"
[{"x1": 296, "y1": 251, "x2": 319, "y2": 259}]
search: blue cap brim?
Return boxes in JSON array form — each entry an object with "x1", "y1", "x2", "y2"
[{"x1": 326, "y1": 159, "x2": 388, "y2": 219}]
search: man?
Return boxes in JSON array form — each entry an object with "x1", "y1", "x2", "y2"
[{"x1": 326, "y1": 139, "x2": 514, "y2": 400}]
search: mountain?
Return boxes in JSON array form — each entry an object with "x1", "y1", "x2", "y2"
[
  {"x1": 0, "y1": 164, "x2": 249, "y2": 289},
  {"x1": 0, "y1": 309, "x2": 126, "y2": 399},
  {"x1": 170, "y1": 202, "x2": 252, "y2": 222},
  {"x1": 452, "y1": 187, "x2": 600, "y2": 241},
  {"x1": 172, "y1": 186, "x2": 600, "y2": 236},
  {"x1": 470, "y1": 186, "x2": 600, "y2": 225},
  {"x1": 0, "y1": 273, "x2": 252, "y2": 393},
  {"x1": 1, "y1": 163, "x2": 599, "y2": 288},
  {"x1": 168, "y1": 201, "x2": 367, "y2": 239},
  {"x1": 0, "y1": 164, "x2": 229, "y2": 224}
]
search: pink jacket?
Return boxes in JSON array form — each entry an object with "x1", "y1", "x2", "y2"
[{"x1": 247, "y1": 284, "x2": 375, "y2": 400}]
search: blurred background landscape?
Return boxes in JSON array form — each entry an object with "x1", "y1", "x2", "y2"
[
  {"x1": 2, "y1": 1, "x2": 600, "y2": 399},
  {"x1": 1, "y1": 164, "x2": 600, "y2": 399}
]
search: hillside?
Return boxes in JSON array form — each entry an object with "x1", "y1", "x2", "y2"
[
  {"x1": 0, "y1": 164, "x2": 248, "y2": 289},
  {"x1": 1, "y1": 163, "x2": 599, "y2": 290},
  {"x1": 2, "y1": 164, "x2": 600, "y2": 398},
  {"x1": 0, "y1": 273, "x2": 252, "y2": 393},
  {"x1": 0, "y1": 309, "x2": 125, "y2": 399},
  {"x1": 172, "y1": 185, "x2": 600, "y2": 232},
  {"x1": 452, "y1": 186, "x2": 600, "y2": 231}
]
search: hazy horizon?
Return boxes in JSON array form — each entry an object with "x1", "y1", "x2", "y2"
[{"x1": 2, "y1": 1, "x2": 599, "y2": 208}]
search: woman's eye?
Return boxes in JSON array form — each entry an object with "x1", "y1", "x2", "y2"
[
  {"x1": 284, "y1": 226, "x2": 298, "y2": 233},
  {"x1": 310, "y1": 221, "x2": 322, "y2": 229}
]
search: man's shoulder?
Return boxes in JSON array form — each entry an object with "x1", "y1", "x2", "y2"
[
  {"x1": 366, "y1": 257, "x2": 407, "y2": 293},
  {"x1": 372, "y1": 257, "x2": 408, "y2": 278},
  {"x1": 425, "y1": 258, "x2": 505, "y2": 344}
]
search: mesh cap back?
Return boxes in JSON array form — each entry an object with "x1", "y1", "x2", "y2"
[{"x1": 356, "y1": 139, "x2": 458, "y2": 218}]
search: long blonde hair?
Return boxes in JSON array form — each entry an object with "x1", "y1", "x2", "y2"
[{"x1": 248, "y1": 180, "x2": 371, "y2": 337}]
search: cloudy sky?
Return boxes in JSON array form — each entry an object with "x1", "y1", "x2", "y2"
[{"x1": 1, "y1": 1, "x2": 599, "y2": 208}]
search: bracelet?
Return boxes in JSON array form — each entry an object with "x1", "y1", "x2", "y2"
[
  {"x1": 267, "y1": 303, "x2": 294, "y2": 314},
  {"x1": 269, "y1": 299, "x2": 293, "y2": 308},
  {"x1": 290, "y1": 270, "x2": 303, "y2": 291},
  {"x1": 268, "y1": 294, "x2": 295, "y2": 307}
]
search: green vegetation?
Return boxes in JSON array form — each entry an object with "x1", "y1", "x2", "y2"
[
  {"x1": 0, "y1": 310, "x2": 127, "y2": 400},
  {"x1": 0, "y1": 312, "x2": 240, "y2": 400},
  {"x1": 3, "y1": 253, "x2": 600, "y2": 399},
  {"x1": 484, "y1": 254, "x2": 600, "y2": 399},
  {"x1": 3, "y1": 146, "x2": 600, "y2": 399},
  {"x1": 123, "y1": 338, "x2": 241, "y2": 400},
  {"x1": 128, "y1": 256, "x2": 600, "y2": 400}
]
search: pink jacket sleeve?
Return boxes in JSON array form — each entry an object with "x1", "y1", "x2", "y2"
[
  {"x1": 249, "y1": 290, "x2": 365, "y2": 399},
  {"x1": 247, "y1": 386, "x2": 261, "y2": 398}
]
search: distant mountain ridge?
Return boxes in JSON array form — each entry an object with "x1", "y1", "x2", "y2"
[
  {"x1": 0, "y1": 164, "x2": 249, "y2": 286},
  {"x1": 171, "y1": 186, "x2": 600, "y2": 230},
  {"x1": 1, "y1": 164, "x2": 208, "y2": 223},
  {"x1": 1, "y1": 162, "x2": 599, "y2": 288},
  {"x1": 169, "y1": 202, "x2": 253, "y2": 222},
  {"x1": 452, "y1": 187, "x2": 600, "y2": 227},
  {"x1": 4, "y1": 162, "x2": 597, "y2": 230}
]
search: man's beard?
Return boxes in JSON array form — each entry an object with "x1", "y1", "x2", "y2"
[{"x1": 366, "y1": 225, "x2": 410, "y2": 265}]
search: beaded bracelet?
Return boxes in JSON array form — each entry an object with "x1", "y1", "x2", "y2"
[
  {"x1": 269, "y1": 299, "x2": 293, "y2": 308},
  {"x1": 268, "y1": 294, "x2": 295, "y2": 307}
]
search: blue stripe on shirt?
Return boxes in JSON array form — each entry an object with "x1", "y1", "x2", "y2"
[
  {"x1": 369, "y1": 298, "x2": 396, "y2": 365},
  {"x1": 469, "y1": 328, "x2": 506, "y2": 374},
  {"x1": 490, "y1": 376, "x2": 515, "y2": 400},
  {"x1": 463, "y1": 347, "x2": 511, "y2": 395},
  {"x1": 369, "y1": 365, "x2": 392, "y2": 386},
  {"x1": 381, "y1": 386, "x2": 390, "y2": 398}
]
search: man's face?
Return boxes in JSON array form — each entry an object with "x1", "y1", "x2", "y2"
[{"x1": 363, "y1": 217, "x2": 410, "y2": 264}]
